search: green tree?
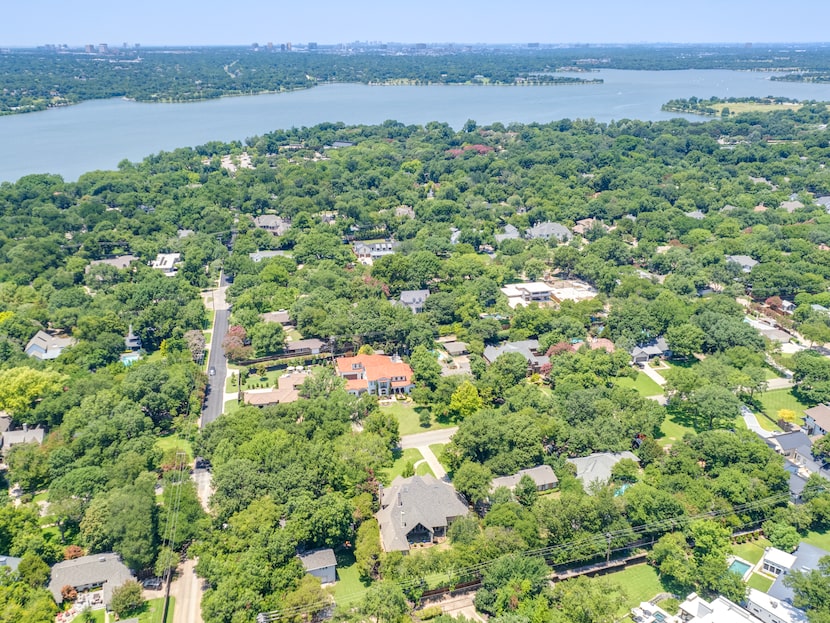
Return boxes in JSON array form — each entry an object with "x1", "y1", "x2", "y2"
[
  {"x1": 514, "y1": 475, "x2": 538, "y2": 508},
  {"x1": 360, "y1": 581, "x2": 409, "y2": 623},
  {"x1": 453, "y1": 461, "x2": 492, "y2": 505},
  {"x1": 17, "y1": 553, "x2": 51, "y2": 588},
  {"x1": 109, "y1": 580, "x2": 145, "y2": 618},
  {"x1": 689, "y1": 384, "x2": 742, "y2": 429},
  {"x1": 355, "y1": 519, "x2": 382, "y2": 580},
  {"x1": 410, "y1": 345, "x2": 441, "y2": 390},
  {"x1": 249, "y1": 322, "x2": 285, "y2": 356},
  {"x1": 449, "y1": 381, "x2": 484, "y2": 420},
  {"x1": 0, "y1": 367, "x2": 66, "y2": 416},
  {"x1": 665, "y1": 323, "x2": 705, "y2": 358}
]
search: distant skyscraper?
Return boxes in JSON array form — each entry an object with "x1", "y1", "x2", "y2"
[
  {"x1": 85, "y1": 44, "x2": 94, "y2": 53},
  {"x1": 286, "y1": 42, "x2": 292, "y2": 51},
  {"x1": 267, "y1": 42, "x2": 273, "y2": 51},
  {"x1": 98, "y1": 43, "x2": 108, "y2": 54}
]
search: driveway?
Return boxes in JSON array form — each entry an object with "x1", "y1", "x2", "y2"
[
  {"x1": 639, "y1": 363, "x2": 667, "y2": 387},
  {"x1": 400, "y1": 427, "x2": 457, "y2": 482},
  {"x1": 191, "y1": 467, "x2": 212, "y2": 513}
]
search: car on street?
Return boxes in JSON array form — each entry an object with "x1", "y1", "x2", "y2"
[{"x1": 209, "y1": 366, "x2": 216, "y2": 376}]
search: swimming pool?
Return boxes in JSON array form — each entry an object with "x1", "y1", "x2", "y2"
[{"x1": 729, "y1": 559, "x2": 752, "y2": 577}]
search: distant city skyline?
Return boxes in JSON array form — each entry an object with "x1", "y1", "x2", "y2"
[{"x1": 3, "y1": 0, "x2": 830, "y2": 47}]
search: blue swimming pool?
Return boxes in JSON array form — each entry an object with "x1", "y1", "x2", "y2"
[{"x1": 729, "y1": 559, "x2": 752, "y2": 576}]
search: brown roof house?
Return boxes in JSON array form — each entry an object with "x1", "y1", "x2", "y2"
[
  {"x1": 242, "y1": 369, "x2": 311, "y2": 407},
  {"x1": 377, "y1": 475, "x2": 469, "y2": 553}
]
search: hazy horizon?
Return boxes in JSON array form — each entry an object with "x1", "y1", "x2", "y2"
[{"x1": 4, "y1": 0, "x2": 830, "y2": 48}]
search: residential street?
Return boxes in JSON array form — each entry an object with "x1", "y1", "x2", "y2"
[
  {"x1": 171, "y1": 558, "x2": 204, "y2": 623},
  {"x1": 201, "y1": 271, "x2": 231, "y2": 428}
]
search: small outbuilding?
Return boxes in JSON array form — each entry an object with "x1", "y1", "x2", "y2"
[{"x1": 298, "y1": 549, "x2": 337, "y2": 585}]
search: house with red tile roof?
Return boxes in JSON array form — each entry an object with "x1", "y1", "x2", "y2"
[{"x1": 335, "y1": 354, "x2": 414, "y2": 397}]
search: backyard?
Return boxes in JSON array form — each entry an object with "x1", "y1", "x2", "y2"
[
  {"x1": 613, "y1": 372, "x2": 664, "y2": 397},
  {"x1": 757, "y1": 389, "x2": 810, "y2": 426}
]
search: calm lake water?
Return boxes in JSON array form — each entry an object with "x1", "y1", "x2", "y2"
[{"x1": 3, "y1": 69, "x2": 830, "y2": 183}]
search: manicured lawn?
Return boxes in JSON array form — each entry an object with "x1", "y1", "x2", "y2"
[
  {"x1": 803, "y1": 530, "x2": 830, "y2": 551},
  {"x1": 732, "y1": 537, "x2": 771, "y2": 565},
  {"x1": 658, "y1": 412, "x2": 697, "y2": 445},
  {"x1": 748, "y1": 573, "x2": 774, "y2": 592},
  {"x1": 332, "y1": 550, "x2": 370, "y2": 606},
  {"x1": 385, "y1": 448, "x2": 426, "y2": 482},
  {"x1": 89, "y1": 597, "x2": 174, "y2": 623},
  {"x1": 606, "y1": 564, "x2": 666, "y2": 615},
  {"x1": 753, "y1": 411, "x2": 783, "y2": 433},
  {"x1": 285, "y1": 328, "x2": 303, "y2": 342},
  {"x1": 614, "y1": 372, "x2": 664, "y2": 397},
  {"x1": 379, "y1": 402, "x2": 453, "y2": 436},
  {"x1": 415, "y1": 462, "x2": 434, "y2": 477},
  {"x1": 155, "y1": 435, "x2": 194, "y2": 462},
  {"x1": 223, "y1": 399, "x2": 240, "y2": 415},
  {"x1": 758, "y1": 389, "x2": 810, "y2": 425}
]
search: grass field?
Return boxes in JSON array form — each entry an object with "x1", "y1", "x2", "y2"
[
  {"x1": 385, "y1": 448, "x2": 426, "y2": 482},
  {"x1": 332, "y1": 550, "x2": 370, "y2": 606},
  {"x1": 803, "y1": 530, "x2": 830, "y2": 551},
  {"x1": 379, "y1": 402, "x2": 453, "y2": 436},
  {"x1": 748, "y1": 573, "x2": 774, "y2": 592},
  {"x1": 658, "y1": 410, "x2": 697, "y2": 445},
  {"x1": 732, "y1": 537, "x2": 771, "y2": 565},
  {"x1": 89, "y1": 597, "x2": 174, "y2": 623},
  {"x1": 614, "y1": 372, "x2": 664, "y2": 397},
  {"x1": 711, "y1": 102, "x2": 802, "y2": 115},
  {"x1": 758, "y1": 389, "x2": 810, "y2": 425},
  {"x1": 155, "y1": 435, "x2": 194, "y2": 462},
  {"x1": 608, "y1": 564, "x2": 666, "y2": 615}
]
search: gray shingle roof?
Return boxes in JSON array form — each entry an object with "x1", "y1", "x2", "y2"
[
  {"x1": 377, "y1": 475, "x2": 469, "y2": 552},
  {"x1": 48, "y1": 553, "x2": 134, "y2": 606},
  {"x1": 298, "y1": 548, "x2": 337, "y2": 572},
  {"x1": 526, "y1": 221, "x2": 572, "y2": 241},
  {"x1": 491, "y1": 465, "x2": 558, "y2": 491},
  {"x1": 483, "y1": 340, "x2": 549, "y2": 368},
  {"x1": 0, "y1": 554, "x2": 22, "y2": 572},
  {"x1": 567, "y1": 451, "x2": 639, "y2": 487}
]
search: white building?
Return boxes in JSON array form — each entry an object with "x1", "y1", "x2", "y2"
[{"x1": 150, "y1": 253, "x2": 181, "y2": 276}]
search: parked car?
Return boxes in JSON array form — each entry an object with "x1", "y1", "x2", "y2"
[{"x1": 209, "y1": 366, "x2": 216, "y2": 376}]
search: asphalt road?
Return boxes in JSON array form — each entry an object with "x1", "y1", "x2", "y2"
[{"x1": 201, "y1": 271, "x2": 231, "y2": 427}]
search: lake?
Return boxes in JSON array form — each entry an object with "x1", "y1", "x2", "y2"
[{"x1": 3, "y1": 69, "x2": 830, "y2": 183}]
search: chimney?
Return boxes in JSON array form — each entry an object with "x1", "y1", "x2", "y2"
[{"x1": 22, "y1": 423, "x2": 27, "y2": 432}]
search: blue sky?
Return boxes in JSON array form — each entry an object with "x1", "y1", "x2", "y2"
[{"x1": 3, "y1": 0, "x2": 829, "y2": 47}]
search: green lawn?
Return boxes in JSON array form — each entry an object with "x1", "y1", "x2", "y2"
[
  {"x1": 614, "y1": 372, "x2": 664, "y2": 397},
  {"x1": 223, "y1": 399, "x2": 240, "y2": 415},
  {"x1": 379, "y1": 402, "x2": 453, "y2": 436},
  {"x1": 332, "y1": 550, "x2": 370, "y2": 606},
  {"x1": 732, "y1": 537, "x2": 771, "y2": 564},
  {"x1": 606, "y1": 564, "x2": 666, "y2": 615},
  {"x1": 88, "y1": 597, "x2": 174, "y2": 623},
  {"x1": 758, "y1": 389, "x2": 810, "y2": 425},
  {"x1": 748, "y1": 573, "x2": 774, "y2": 592},
  {"x1": 658, "y1": 411, "x2": 697, "y2": 445},
  {"x1": 803, "y1": 530, "x2": 830, "y2": 551},
  {"x1": 155, "y1": 435, "x2": 194, "y2": 462},
  {"x1": 385, "y1": 448, "x2": 426, "y2": 482}
]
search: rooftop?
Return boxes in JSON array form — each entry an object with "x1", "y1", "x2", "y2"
[
  {"x1": 298, "y1": 548, "x2": 337, "y2": 572},
  {"x1": 48, "y1": 553, "x2": 134, "y2": 606},
  {"x1": 491, "y1": 465, "x2": 558, "y2": 491},
  {"x1": 567, "y1": 451, "x2": 639, "y2": 487}
]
